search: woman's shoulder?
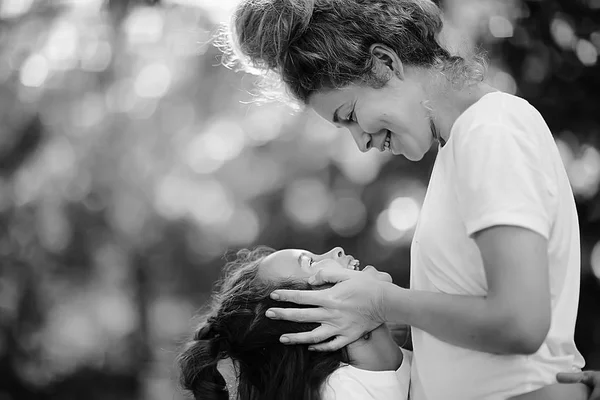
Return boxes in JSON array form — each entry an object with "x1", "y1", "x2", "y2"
[
  {"x1": 448, "y1": 91, "x2": 551, "y2": 150},
  {"x1": 453, "y1": 91, "x2": 542, "y2": 132}
]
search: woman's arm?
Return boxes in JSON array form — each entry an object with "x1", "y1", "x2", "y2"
[
  {"x1": 558, "y1": 371, "x2": 600, "y2": 400},
  {"x1": 508, "y1": 383, "x2": 589, "y2": 400},
  {"x1": 378, "y1": 224, "x2": 550, "y2": 354},
  {"x1": 268, "y1": 225, "x2": 551, "y2": 354}
]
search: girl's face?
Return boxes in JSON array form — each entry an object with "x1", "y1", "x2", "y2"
[
  {"x1": 308, "y1": 74, "x2": 436, "y2": 161},
  {"x1": 259, "y1": 247, "x2": 359, "y2": 281}
]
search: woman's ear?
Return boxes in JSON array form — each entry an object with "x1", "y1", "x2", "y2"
[{"x1": 369, "y1": 44, "x2": 405, "y2": 80}]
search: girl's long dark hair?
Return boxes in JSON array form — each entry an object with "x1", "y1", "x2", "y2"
[{"x1": 177, "y1": 246, "x2": 348, "y2": 400}]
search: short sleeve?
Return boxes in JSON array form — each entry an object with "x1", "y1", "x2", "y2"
[
  {"x1": 453, "y1": 123, "x2": 556, "y2": 238},
  {"x1": 321, "y1": 354, "x2": 411, "y2": 400},
  {"x1": 321, "y1": 376, "x2": 380, "y2": 400}
]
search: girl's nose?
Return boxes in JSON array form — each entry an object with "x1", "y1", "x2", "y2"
[{"x1": 326, "y1": 247, "x2": 345, "y2": 260}]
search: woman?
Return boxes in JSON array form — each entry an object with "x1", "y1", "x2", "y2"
[
  {"x1": 178, "y1": 246, "x2": 412, "y2": 400},
  {"x1": 223, "y1": 0, "x2": 589, "y2": 398}
]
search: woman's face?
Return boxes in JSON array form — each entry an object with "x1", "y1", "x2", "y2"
[
  {"x1": 259, "y1": 247, "x2": 359, "y2": 281},
  {"x1": 308, "y1": 74, "x2": 435, "y2": 161}
]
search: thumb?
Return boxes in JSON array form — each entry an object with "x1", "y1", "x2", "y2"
[
  {"x1": 556, "y1": 372, "x2": 584, "y2": 384},
  {"x1": 308, "y1": 267, "x2": 357, "y2": 286}
]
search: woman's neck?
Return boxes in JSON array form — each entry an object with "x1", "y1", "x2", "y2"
[
  {"x1": 427, "y1": 80, "x2": 499, "y2": 145},
  {"x1": 345, "y1": 324, "x2": 404, "y2": 371}
]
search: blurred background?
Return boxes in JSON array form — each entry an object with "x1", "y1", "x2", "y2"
[{"x1": 0, "y1": 0, "x2": 598, "y2": 399}]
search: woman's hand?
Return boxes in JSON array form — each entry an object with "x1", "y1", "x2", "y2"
[
  {"x1": 265, "y1": 265, "x2": 391, "y2": 351},
  {"x1": 557, "y1": 371, "x2": 600, "y2": 400}
]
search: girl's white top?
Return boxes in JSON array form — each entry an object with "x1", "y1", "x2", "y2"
[
  {"x1": 409, "y1": 91, "x2": 585, "y2": 400},
  {"x1": 321, "y1": 347, "x2": 412, "y2": 400}
]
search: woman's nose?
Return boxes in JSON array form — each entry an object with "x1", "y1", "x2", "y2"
[{"x1": 348, "y1": 126, "x2": 372, "y2": 153}]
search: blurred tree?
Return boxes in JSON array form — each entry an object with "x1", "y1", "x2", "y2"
[
  {"x1": 491, "y1": 0, "x2": 600, "y2": 368},
  {"x1": 0, "y1": 1, "x2": 598, "y2": 400},
  {"x1": 495, "y1": 0, "x2": 600, "y2": 218}
]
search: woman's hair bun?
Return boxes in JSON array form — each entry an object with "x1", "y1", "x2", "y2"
[{"x1": 232, "y1": 0, "x2": 316, "y2": 70}]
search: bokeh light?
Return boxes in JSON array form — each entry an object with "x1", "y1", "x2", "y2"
[
  {"x1": 284, "y1": 178, "x2": 332, "y2": 228},
  {"x1": 328, "y1": 196, "x2": 368, "y2": 237},
  {"x1": 20, "y1": 54, "x2": 49, "y2": 88},
  {"x1": 388, "y1": 197, "x2": 421, "y2": 232},
  {"x1": 592, "y1": 241, "x2": 600, "y2": 281}
]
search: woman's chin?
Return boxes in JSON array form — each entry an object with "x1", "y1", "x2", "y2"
[
  {"x1": 395, "y1": 147, "x2": 424, "y2": 161},
  {"x1": 390, "y1": 137, "x2": 424, "y2": 160},
  {"x1": 405, "y1": 154, "x2": 423, "y2": 161}
]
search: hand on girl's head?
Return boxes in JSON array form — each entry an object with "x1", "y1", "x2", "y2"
[{"x1": 266, "y1": 273, "x2": 388, "y2": 351}]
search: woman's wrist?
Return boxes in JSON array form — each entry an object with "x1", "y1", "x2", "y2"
[{"x1": 379, "y1": 281, "x2": 409, "y2": 325}]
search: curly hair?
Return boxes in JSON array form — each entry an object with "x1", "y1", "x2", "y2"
[
  {"x1": 177, "y1": 246, "x2": 349, "y2": 400},
  {"x1": 219, "y1": 0, "x2": 486, "y2": 104}
]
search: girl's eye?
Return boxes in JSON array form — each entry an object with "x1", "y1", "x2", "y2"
[{"x1": 302, "y1": 255, "x2": 315, "y2": 267}]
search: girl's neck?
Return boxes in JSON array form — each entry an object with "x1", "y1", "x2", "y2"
[{"x1": 345, "y1": 324, "x2": 404, "y2": 371}]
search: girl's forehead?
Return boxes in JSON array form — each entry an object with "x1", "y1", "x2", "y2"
[
  {"x1": 263, "y1": 249, "x2": 303, "y2": 263},
  {"x1": 258, "y1": 249, "x2": 308, "y2": 280}
]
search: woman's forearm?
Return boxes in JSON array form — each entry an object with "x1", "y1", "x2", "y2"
[
  {"x1": 509, "y1": 383, "x2": 589, "y2": 400},
  {"x1": 381, "y1": 282, "x2": 547, "y2": 355}
]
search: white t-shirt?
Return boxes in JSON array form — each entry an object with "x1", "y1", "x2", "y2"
[
  {"x1": 409, "y1": 92, "x2": 585, "y2": 400},
  {"x1": 322, "y1": 348, "x2": 412, "y2": 400}
]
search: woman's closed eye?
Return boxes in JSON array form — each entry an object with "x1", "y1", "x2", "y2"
[{"x1": 346, "y1": 109, "x2": 356, "y2": 124}]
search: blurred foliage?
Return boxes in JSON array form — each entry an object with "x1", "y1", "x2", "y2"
[{"x1": 0, "y1": 0, "x2": 598, "y2": 399}]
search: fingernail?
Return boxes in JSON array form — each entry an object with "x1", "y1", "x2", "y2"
[
  {"x1": 307, "y1": 276, "x2": 316, "y2": 285},
  {"x1": 308, "y1": 347, "x2": 315, "y2": 351},
  {"x1": 270, "y1": 292, "x2": 280, "y2": 300},
  {"x1": 265, "y1": 310, "x2": 276, "y2": 318},
  {"x1": 280, "y1": 336, "x2": 290, "y2": 344}
]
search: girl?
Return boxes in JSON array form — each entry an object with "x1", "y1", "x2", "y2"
[
  {"x1": 223, "y1": 0, "x2": 589, "y2": 398},
  {"x1": 178, "y1": 246, "x2": 412, "y2": 400}
]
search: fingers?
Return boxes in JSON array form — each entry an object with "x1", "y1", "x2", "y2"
[
  {"x1": 270, "y1": 288, "x2": 330, "y2": 306},
  {"x1": 265, "y1": 306, "x2": 329, "y2": 323},
  {"x1": 308, "y1": 335, "x2": 350, "y2": 352},
  {"x1": 279, "y1": 325, "x2": 337, "y2": 345},
  {"x1": 581, "y1": 370, "x2": 600, "y2": 386},
  {"x1": 557, "y1": 372, "x2": 585, "y2": 384},
  {"x1": 582, "y1": 371, "x2": 600, "y2": 400},
  {"x1": 308, "y1": 267, "x2": 357, "y2": 286},
  {"x1": 557, "y1": 370, "x2": 600, "y2": 400}
]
